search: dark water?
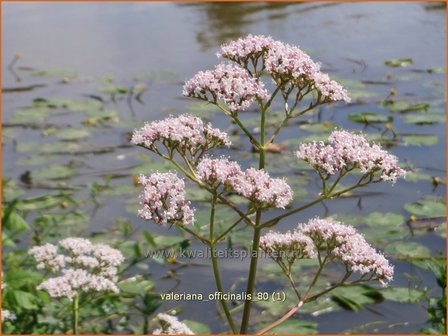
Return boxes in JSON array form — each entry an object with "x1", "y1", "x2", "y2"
[{"x1": 2, "y1": 2, "x2": 446, "y2": 334}]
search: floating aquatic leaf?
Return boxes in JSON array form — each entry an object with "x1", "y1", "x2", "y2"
[
  {"x1": 17, "y1": 141, "x2": 82, "y2": 154},
  {"x1": 153, "y1": 235, "x2": 186, "y2": 248},
  {"x1": 32, "y1": 164, "x2": 75, "y2": 181},
  {"x1": 186, "y1": 102, "x2": 218, "y2": 119},
  {"x1": 11, "y1": 106, "x2": 52, "y2": 124},
  {"x1": 331, "y1": 285, "x2": 382, "y2": 311},
  {"x1": 404, "y1": 170, "x2": 432, "y2": 182},
  {"x1": 381, "y1": 100, "x2": 429, "y2": 113},
  {"x1": 183, "y1": 320, "x2": 212, "y2": 334},
  {"x1": 299, "y1": 122, "x2": 338, "y2": 133},
  {"x1": 99, "y1": 84, "x2": 128, "y2": 96},
  {"x1": 364, "y1": 212, "x2": 405, "y2": 227},
  {"x1": 31, "y1": 68, "x2": 76, "y2": 79},
  {"x1": 427, "y1": 66, "x2": 446, "y2": 74},
  {"x1": 404, "y1": 197, "x2": 446, "y2": 217},
  {"x1": 385, "y1": 241, "x2": 431, "y2": 259},
  {"x1": 65, "y1": 99, "x2": 103, "y2": 112},
  {"x1": 381, "y1": 287, "x2": 424, "y2": 303},
  {"x1": 436, "y1": 222, "x2": 446, "y2": 238},
  {"x1": 384, "y1": 58, "x2": 413, "y2": 68},
  {"x1": 404, "y1": 114, "x2": 445, "y2": 125},
  {"x1": 43, "y1": 128, "x2": 91, "y2": 140},
  {"x1": 402, "y1": 134, "x2": 438, "y2": 146},
  {"x1": 348, "y1": 112, "x2": 393, "y2": 124}
]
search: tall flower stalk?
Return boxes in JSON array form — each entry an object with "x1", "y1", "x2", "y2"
[{"x1": 132, "y1": 34, "x2": 405, "y2": 334}]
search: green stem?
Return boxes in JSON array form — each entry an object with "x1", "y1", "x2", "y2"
[
  {"x1": 72, "y1": 293, "x2": 79, "y2": 334},
  {"x1": 240, "y1": 102, "x2": 268, "y2": 334},
  {"x1": 209, "y1": 193, "x2": 238, "y2": 334},
  {"x1": 239, "y1": 225, "x2": 262, "y2": 334},
  {"x1": 216, "y1": 104, "x2": 260, "y2": 148}
]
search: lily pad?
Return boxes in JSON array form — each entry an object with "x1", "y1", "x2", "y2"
[
  {"x1": 404, "y1": 114, "x2": 445, "y2": 125},
  {"x1": 384, "y1": 58, "x2": 413, "y2": 68},
  {"x1": 32, "y1": 68, "x2": 76, "y2": 79},
  {"x1": 385, "y1": 241, "x2": 431, "y2": 259},
  {"x1": 381, "y1": 100, "x2": 429, "y2": 113},
  {"x1": 404, "y1": 197, "x2": 446, "y2": 217},
  {"x1": 402, "y1": 134, "x2": 438, "y2": 146},
  {"x1": 11, "y1": 106, "x2": 52, "y2": 124},
  {"x1": 348, "y1": 112, "x2": 393, "y2": 124},
  {"x1": 364, "y1": 212, "x2": 405, "y2": 227},
  {"x1": 381, "y1": 287, "x2": 424, "y2": 303},
  {"x1": 32, "y1": 164, "x2": 75, "y2": 181},
  {"x1": 331, "y1": 285, "x2": 382, "y2": 311},
  {"x1": 43, "y1": 128, "x2": 91, "y2": 140}
]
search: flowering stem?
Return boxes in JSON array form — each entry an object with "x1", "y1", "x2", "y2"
[
  {"x1": 216, "y1": 104, "x2": 260, "y2": 148},
  {"x1": 215, "y1": 216, "x2": 245, "y2": 243},
  {"x1": 261, "y1": 195, "x2": 326, "y2": 228},
  {"x1": 209, "y1": 192, "x2": 238, "y2": 334},
  {"x1": 256, "y1": 301, "x2": 304, "y2": 335},
  {"x1": 72, "y1": 293, "x2": 79, "y2": 334},
  {"x1": 239, "y1": 225, "x2": 262, "y2": 334},
  {"x1": 240, "y1": 101, "x2": 268, "y2": 334}
]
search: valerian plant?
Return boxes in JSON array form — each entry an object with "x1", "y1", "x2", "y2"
[
  {"x1": 131, "y1": 35, "x2": 406, "y2": 334},
  {"x1": 28, "y1": 238, "x2": 124, "y2": 334}
]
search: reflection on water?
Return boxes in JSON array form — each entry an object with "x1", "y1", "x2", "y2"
[{"x1": 179, "y1": 2, "x2": 342, "y2": 51}]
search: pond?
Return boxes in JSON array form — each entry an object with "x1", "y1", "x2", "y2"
[{"x1": 2, "y1": 1, "x2": 446, "y2": 334}]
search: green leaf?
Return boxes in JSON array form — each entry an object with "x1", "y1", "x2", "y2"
[
  {"x1": 348, "y1": 112, "x2": 393, "y2": 124},
  {"x1": 32, "y1": 164, "x2": 75, "y2": 181},
  {"x1": 402, "y1": 134, "x2": 438, "y2": 146},
  {"x1": 153, "y1": 235, "x2": 186, "y2": 248},
  {"x1": 261, "y1": 320, "x2": 317, "y2": 334},
  {"x1": 331, "y1": 285, "x2": 382, "y2": 311},
  {"x1": 3, "y1": 211, "x2": 29, "y2": 235},
  {"x1": 381, "y1": 287, "x2": 424, "y2": 303},
  {"x1": 384, "y1": 58, "x2": 413, "y2": 67},
  {"x1": 381, "y1": 100, "x2": 429, "y2": 113},
  {"x1": 183, "y1": 320, "x2": 211, "y2": 334},
  {"x1": 31, "y1": 68, "x2": 76, "y2": 79},
  {"x1": 364, "y1": 212, "x2": 405, "y2": 227},
  {"x1": 385, "y1": 241, "x2": 431, "y2": 259},
  {"x1": 118, "y1": 276, "x2": 154, "y2": 296},
  {"x1": 299, "y1": 122, "x2": 338, "y2": 133},
  {"x1": 11, "y1": 106, "x2": 52, "y2": 124},
  {"x1": 404, "y1": 197, "x2": 446, "y2": 217},
  {"x1": 404, "y1": 114, "x2": 445, "y2": 125},
  {"x1": 44, "y1": 128, "x2": 91, "y2": 140},
  {"x1": 11, "y1": 290, "x2": 39, "y2": 310}
]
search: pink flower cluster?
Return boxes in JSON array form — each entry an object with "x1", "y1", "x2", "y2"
[
  {"x1": 299, "y1": 217, "x2": 394, "y2": 285},
  {"x1": 216, "y1": 34, "x2": 350, "y2": 103},
  {"x1": 197, "y1": 157, "x2": 293, "y2": 208},
  {"x1": 182, "y1": 63, "x2": 269, "y2": 111},
  {"x1": 297, "y1": 130, "x2": 406, "y2": 184},
  {"x1": 260, "y1": 230, "x2": 317, "y2": 259},
  {"x1": 131, "y1": 114, "x2": 230, "y2": 157},
  {"x1": 29, "y1": 238, "x2": 124, "y2": 299},
  {"x1": 217, "y1": 34, "x2": 275, "y2": 62},
  {"x1": 138, "y1": 172, "x2": 195, "y2": 226},
  {"x1": 153, "y1": 313, "x2": 195, "y2": 335}
]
